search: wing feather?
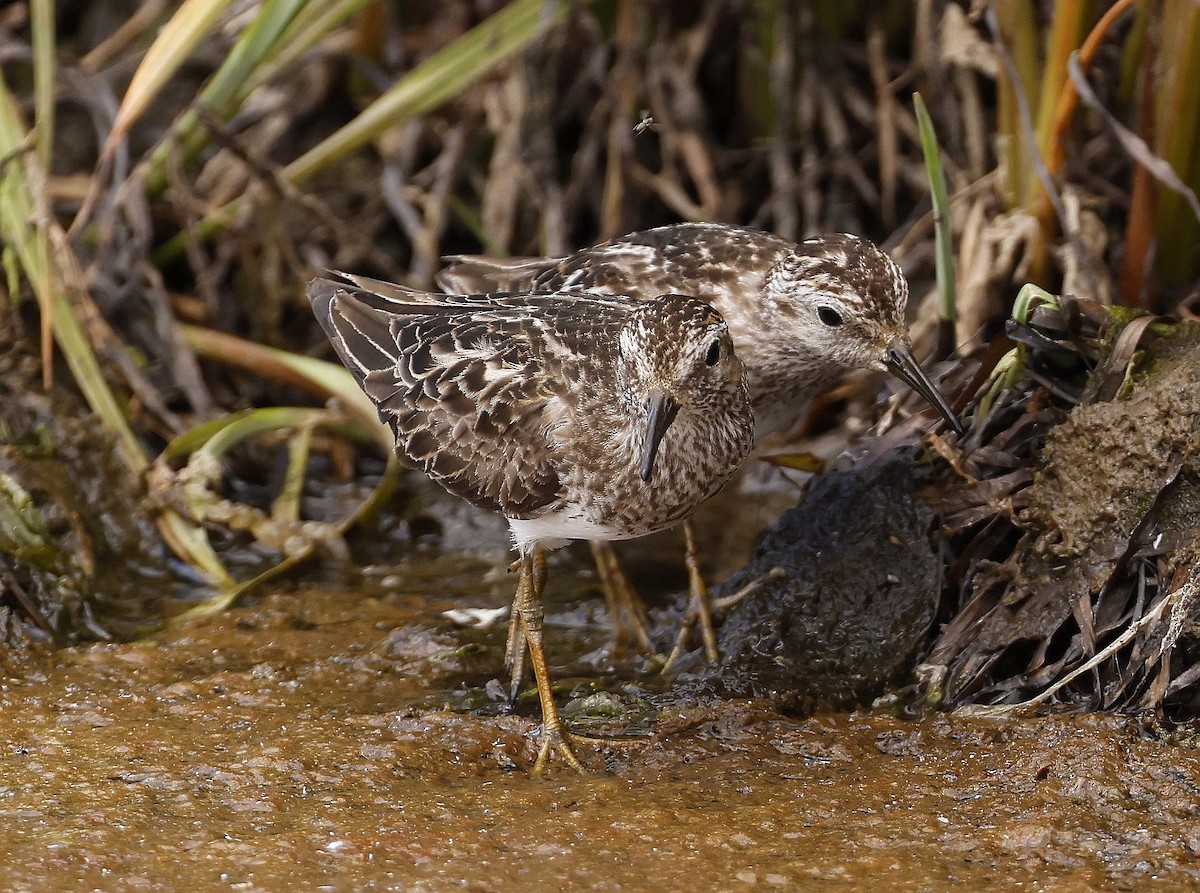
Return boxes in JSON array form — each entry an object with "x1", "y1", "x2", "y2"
[
  {"x1": 437, "y1": 223, "x2": 792, "y2": 300},
  {"x1": 308, "y1": 278, "x2": 626, "y2": 517}
]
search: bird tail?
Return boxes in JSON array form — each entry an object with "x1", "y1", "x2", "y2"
[{"x1": 307, "y1": 278, "x2": 401, "y2": 386}]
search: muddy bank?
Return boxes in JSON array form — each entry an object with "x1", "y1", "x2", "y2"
[
  {"x1": 0, "y1": 319, "x2": 184, "y2": 647},
  {"x1": 2, "y1": 583, "x2": 1198, "y2": 892},
  {"x1": 922, "y1": 305, "x2": 1200, "y2": 715}
]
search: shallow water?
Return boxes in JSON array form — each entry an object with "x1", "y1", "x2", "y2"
[{"x1": 1, "y1": 568, "x2": 1198, "y2": 892}]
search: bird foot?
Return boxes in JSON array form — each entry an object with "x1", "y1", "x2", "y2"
[{"x1": 531, "y1": 726, "x2": 651, "y2": 774}]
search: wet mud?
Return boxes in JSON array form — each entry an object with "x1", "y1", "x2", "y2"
[{"x1": 2, "y1": 577, "x2": 1198, "y2": 892}]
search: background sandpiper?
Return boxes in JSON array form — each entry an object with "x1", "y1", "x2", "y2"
[{"x1": 439, "y1": 223, "x2": 963, "y2": 663}]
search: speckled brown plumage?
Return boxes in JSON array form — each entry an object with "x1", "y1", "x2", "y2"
[
  {"x1": 307, "y1": 277, "x2": 754, "y2": 550},
  {"x1": 439, "y1": 223, "x2": 960, "y2": 437}
]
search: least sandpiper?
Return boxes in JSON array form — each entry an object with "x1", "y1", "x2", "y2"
[
  {"x1": 439, "y1": 223, "x2": 963, "y2": 663},
  {"x1": 308, "y1": 275, "x2": 754, "y2": 770}
]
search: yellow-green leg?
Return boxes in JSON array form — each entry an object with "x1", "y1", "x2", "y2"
[
  {"x1": 514, "y1": 546, "x2": 586, "y2": 773},
  {"x1": 589, "y1": 540, "x2": 655, "y2": 656},
  {"x1": 503, "y1": 601, "x2": 528, "y2": 705},
  {"x1": 510, "y1": 546, "x2": 651, "y2": 773},
  {"x1": 662, "y1": 519, "x2": 719, "y2": 672}
]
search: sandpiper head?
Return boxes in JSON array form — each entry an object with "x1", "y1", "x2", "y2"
[
  {"x1": 767, "y1": 234, "x2": 961, "y2": 434},
  {"x1": 618, "y1": 294, "x2": 746, "y2": 480},
  {"x1": 765, "y1": 233, "x2": 910, "y2": 370}
]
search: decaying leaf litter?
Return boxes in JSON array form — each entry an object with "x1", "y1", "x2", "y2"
[{"x1": 1, "y1": 0, "x2": 1198, "y2": 762}]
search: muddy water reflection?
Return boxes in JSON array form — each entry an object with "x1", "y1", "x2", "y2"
[{"x1": 1, "y1": 572, "x2": 1198, "y2": 892}]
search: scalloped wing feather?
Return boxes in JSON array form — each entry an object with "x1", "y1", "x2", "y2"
[{"x1": 309, "y1": 279, "x2": 629, "y2": 517}]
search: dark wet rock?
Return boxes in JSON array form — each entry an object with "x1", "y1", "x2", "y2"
[
  {"x1": 401, "y1": 475, "x2": 511, "y2": 553},
  {"x1": 701, "y1": 457, "x2": 941, "y2": 711}
]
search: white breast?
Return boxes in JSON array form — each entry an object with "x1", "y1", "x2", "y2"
[{"x1": 507, "y1": 512, "x2": 639, "y2": 553}]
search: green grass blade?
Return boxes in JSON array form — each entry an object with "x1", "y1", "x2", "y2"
[
  {"x1": 993, "y1": 0, "x2": 1038, "y2": 209},
  {"x1": 0, "y1": 74, "x2": 147, "y2": 472},
  {"x1": 272, "y1": 419, "x2": 316, "y2": 523},
  {"x1": 142, "y1": 0, "x2": 311, "y2": 196},
  {"x1": 1032, "y1": 0, "x2": 1088, "y2": 175},
  {"x1": 243, "y1": 0, "x2": 380, "y2": 95},
  {"x1": 1, "y1": 73, "x2": 230, "y2": 588},
  {"x1": 199, "y1": 406, "x2": 330, "y2": 458},
  {"x1": 101, "y1": 0, "x2": 240, "y2": 161},
  {"x1": 179, "y1": 324, "x2": 390, "y2": 452},
  {"x1": 156, "y1": 511, "x2": 233, "y2": 586},
  {"x1": 157, "y1": 408, "x2": 401, "y2": 624},
  {"x1": 1154, "y1": 0, "x2": 1200, "y2": 281},
  {"x1": 285, "y1": 0, "x2": 570, "y2": 184},
  {"x1": 30, "y1": 0, "x2": 54, "y2": 166},
  {"x1": 913, "y1": 93, "x2": 957, "y2": 327}
]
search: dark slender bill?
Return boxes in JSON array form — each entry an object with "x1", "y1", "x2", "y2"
[
  {"x1": 884, "y1": 338, "x2": 964, "y2": 436},
  {"x1": 639, "y1": 389, "x2": 681, "y2": 481}
]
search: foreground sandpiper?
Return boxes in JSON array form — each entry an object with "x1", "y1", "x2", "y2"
[
  {"x1": 308, "y1": 275, "x2": 754, "y2": 770},
  {"x1": 439, "y1": 223, "x2": 963, "y2": 662}
]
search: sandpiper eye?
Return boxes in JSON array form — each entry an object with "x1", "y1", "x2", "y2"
[
  {"x1": 817, "y1": 306, "x2": 844, "y2": 327},
  {"x1": 704, "y1": 340, "x2": 721, "y2": 366}
]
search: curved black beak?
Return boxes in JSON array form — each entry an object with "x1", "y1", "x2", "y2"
[
  {"x1": 639, "y1": 389, "x2": 681, "y2": 481},
  {"x1": 884, "y1": 338, "x2": 964, "y2": 436}
]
